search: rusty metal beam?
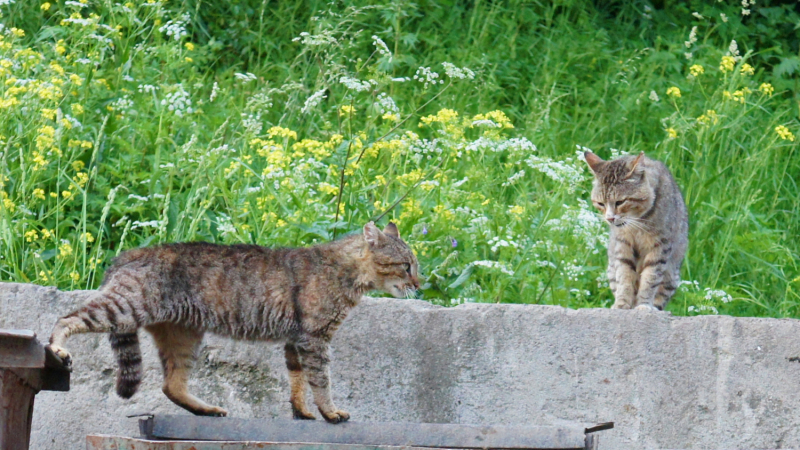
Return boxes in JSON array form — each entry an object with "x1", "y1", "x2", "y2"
[
  {"x1": 140, "y1": 415, "x2": 592, "y2": 449},
  {"x1": 88, "y1": 435, "x2": 441, "y2": 450}
]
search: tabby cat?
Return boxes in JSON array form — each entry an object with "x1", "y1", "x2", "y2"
[
  {"x1": 584, "y1": 151, "x2": 688, "y2": 310},
  {"x1": 47, "y1": 222, "x2": 419, "y2": 422}
]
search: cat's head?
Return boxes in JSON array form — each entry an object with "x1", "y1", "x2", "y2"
[
  {"x1": 363, "y1": 222, "x2": 420, "y2": 298},
  {"x1": 584, "y1": 151, "x2": 655, "y2": 228}
]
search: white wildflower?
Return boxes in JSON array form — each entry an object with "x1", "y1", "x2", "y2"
[
  {"x1": 376, "y1": 93, "x2": 399, "y2": 114},
  {"x1": 131, "y1": 220, "x2": 163, "y2": 229},
  {"x1": 301, "y1": 88, "x2": 327, "y2": 114},
  {"x1": 137, "y1": 84, "x2": 159, "y2": 94},
  {"x1": 339, "y1": 76, "x2": 376, "y2": 92},
  {"x1": 649, "y1": 90, "x2": 660, "y2": 102},
  {"x1": 471, "y1": 260, "x2": 515, "y2": 276},
  {"x1": 704, "y1": 288, "x2": 733, "y2": 303},
  {"x1": 160, "y1": 84, "x2": 193, "y2": 117},
  {"x1": 720, "y1": 13, "x2": 728, "y2": 22},
  {"x1": 442, "y1": 62, "x2": 475, "y2": 80},
  {"x1": 128, "y1": 194, "x2": 149, "y2": 202},
  {"x1": 209, "y1": 82, "x2": 220, "y2": 102},
  {"x1": 413, "y1": 66, "x2": 443, "y2": 89},
  {"x1": 684, "y1": 26, "x2": 698, "y2": 48},
  {"x1": 691, "y1": 12, "x2": 703, "y2": 20},
  {"x1": 159, "y1": 14, "x2": 189, "y2": 41},
  {"x1": 234, "y1": 72, "x2": 257, "y2": 83},
  {"x1": 292, "y1": 31, "x2": 337, "y2": 46},
  {"x1": 729, "y1": 40, "x2": 741, "y2": 61},
  {"x1": 502, "y1": 170, "x2": 526, "y2": 187},
  {"x1": 372, "y1": 35, "x2": 392, "y2": 62}
]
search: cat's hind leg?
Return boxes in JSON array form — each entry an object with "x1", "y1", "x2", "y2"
[
  {"x1": 297, "y1": 337, "x2": 349, "y2": 424},
  {"x1": 285, "y1": 343, "x2": 316, "y2": 420},
  {"x1": 146, "y1": 323, "x2": 227, "y2": 417},
  {"x1": 48, "y1": 289, "x2": 146, "y2": 368}
]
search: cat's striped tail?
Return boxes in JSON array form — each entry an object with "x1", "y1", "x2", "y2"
[{"x1": 109, "y1": 332, "x2": 142, "y2": 398}]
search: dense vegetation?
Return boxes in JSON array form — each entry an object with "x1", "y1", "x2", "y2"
[{"x1": 1, "y1": 0, "x2": 799, "y2": 316}]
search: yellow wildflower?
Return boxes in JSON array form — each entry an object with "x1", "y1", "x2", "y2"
[
  {"x1": 666, "y1": 87, "x2": 681, "y2": 98},
  {"x1": 382, "y1": 113, "x2": 400, "y2": 122},
  {"x1": 69, "y1": 272, "x2": 80, "y2": 282},
  {"x1": 69, "y1": 74, "x2": 83, "y2": 86},
  {"x1": 719, "y1": 56, "x2": 736, "y2": 73},
  {"x1": 509, "y1": 205, "x2": 525, "y2": 216},
  {"x1": 73, "y1": 172, "x2": 89, "y2": 188},
  {"x1": 184, "y1": 57, "x2": 193, "y2": 63},
  {"x1": 58, "y1": 241, "x2": 73, "y2": 258},
  {"x1": 472, "y1": 110, "x2": 514, "y2": 129},
  {"x1": 339, "y1": 105, "x2": 356, "y2": 117},
  {"x1": 62, "y1": 190, "x2": 73, "y2": 200},
  {"x1": 740, "y1": 63, "x2": 754, "y2": 75},
  {"x1": 71, "y1": 103, "x2": 84, "y2": 115},
  {"x1": 266, "y1": 126, "x2": 297, "y2": 140},
  {"x1": 689, "y1": 64, "x2": 704, "y2": 77},
  {"x1": 41, "y1": 108, "x2": 57, "y2": 120},
  {"x1": 775, "y1": 125, "x2": 795, "y2": 142},
  {"x1": 49, "y1": 192, "x2": 58, "y2": 198},
  {"x1": 759, "y1": 83, "x2": 774, "y2": 96},
  {"x1": 697, "y1": 110, "x2": 718, "y2": 126},
  {"x1": 185, "y1": 42, "x2": 195, "y2": 51},
  {"x1": 83, "y1": 232, "x2": 94, "y2": 243},
  {"x1": 41, "y1": 2, "x2": 51, "y2": 10},
  {"x1": 49, "y1": 62, "x2": 65, "y2": 76},
  {"x1": 10, "y1": 28, "x2": 24, "y2": 37},
  {"x1": 666, "y1": 127, "x2": 678, "y2": 139},
  {"x1": 39, "y1": 271, "x2": 52, "y2": 282},
  {"x1": 33, "y1": 188, "x2": 45, "y2": 200},
  {"x1": 24, "y1": 230, "x2": 39, "y2": 242},
  {"x1": 41, "y1": 229, "x2": 53, "y2": 239},
  {"x1": 318, "y1": 182, "x2": 339, "y2": 195},
  {"x1": 276, "y1": 219, "x2": 287, "y2": 228}
]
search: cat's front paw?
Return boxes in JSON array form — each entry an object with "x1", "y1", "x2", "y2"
[
  {"x1": 292, "y1": 405, "x2": 316, "y2": 420},
  {"x1": 321, "y1": 409, "x2": 350, "y2": 424},
  {"x1": 610, "y1": 302, "x2": 631, "y2": 309},
  {"x1": 634, "y1": 303, "x2": 659, "y2": 311},
  {"x1": 45, "y1": 344, "x2": 72, "y2": 370},
  {"x1": 194, "y1": 405, "x2": 228, "y2": 417}
]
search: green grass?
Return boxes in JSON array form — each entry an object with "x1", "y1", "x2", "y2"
[{"x1": 0, "y1": 0, "x2": 799, "y2": 317}]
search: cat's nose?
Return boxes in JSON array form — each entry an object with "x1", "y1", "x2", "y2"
[{"x1": 606, "y1": 217, "x2": 616, "y2": 224}]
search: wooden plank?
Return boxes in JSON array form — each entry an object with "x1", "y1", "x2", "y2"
[
  {"x1": 142, "y1": 415, "x2": 588, "y2": 450},
  {"x1": 0, "y1": 330, "x2": 36, "y2": 339},
  {"x1": 87, "y1": 435, "x2": 438, "y2": 450},
  {"x1": 0, "y1": 368, "x2": 37, "y2": 450},
  {"x1": 0, "y1": 331, "x2": 45, "y2": 369}
]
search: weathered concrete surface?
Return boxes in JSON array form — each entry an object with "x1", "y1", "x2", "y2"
[{"x1": 1, "y1": 282, "x2": 800, "y2": 450}]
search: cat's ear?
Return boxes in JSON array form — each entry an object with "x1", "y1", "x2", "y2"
[
  {"x1": 584, "y1": 151, "x2": 604, "y2": 174},
  {"x1": 384, "y1": 222, "x2": 400, "y2": 238},
  {"x1": 625, "y1": 152, "x2": 645, "y2": 178},
  {"x1": 363, "y1": 222, "x2": 384, "y2": 246}
]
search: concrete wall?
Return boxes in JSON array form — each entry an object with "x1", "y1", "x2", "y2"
[{"x1": 1, "y1": 282, "x2": 800, "y2": 450}]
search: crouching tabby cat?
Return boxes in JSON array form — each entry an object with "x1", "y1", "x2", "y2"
[
  {"x1": 47, "y1": 222, "x2": 419, "y2": 422},
  {"x1": 584, "y1": 152, "x2": 688, "y2": 310}
]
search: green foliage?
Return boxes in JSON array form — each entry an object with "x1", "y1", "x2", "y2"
[{"x1": 0, "y1": 0, "x2": 798, "y2": 318}]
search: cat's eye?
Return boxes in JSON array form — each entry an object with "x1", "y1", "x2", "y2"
[
  {"x1": 402, "y1": 263, "x2": 411, "y2": 274},
  {"x1": 615, "y1": 200, "x2": 625, "y2": 207},
  {"x1": 596, "y1": 202, "x2": 605, "y2": 208}
]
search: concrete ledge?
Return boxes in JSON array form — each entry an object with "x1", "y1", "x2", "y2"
[{"x1": 1, "y1": 282, "x2": 799, "y2": 449}]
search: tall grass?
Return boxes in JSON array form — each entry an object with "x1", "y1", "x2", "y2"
[{"x1": 0, "y1": 0, "x2": 798, "y2": 317}]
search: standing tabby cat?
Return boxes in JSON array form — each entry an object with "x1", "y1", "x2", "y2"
[
  {"x1": 584, "y1": 151, "x2": 688, "y2": 310},
  {"x1": 47, "y1": 222, "x2": 419, "y2": 422}
]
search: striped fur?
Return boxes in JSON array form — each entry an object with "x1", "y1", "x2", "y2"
[
  {"x1": 48, "y1": 222, "x2": 419, "y2": 422},
  {"x1": 109, "y1": 332, "x2": 142, "y2": 398},
  {"x1": 585, "y1": 152, "x2": 688, "y2": 310}
]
